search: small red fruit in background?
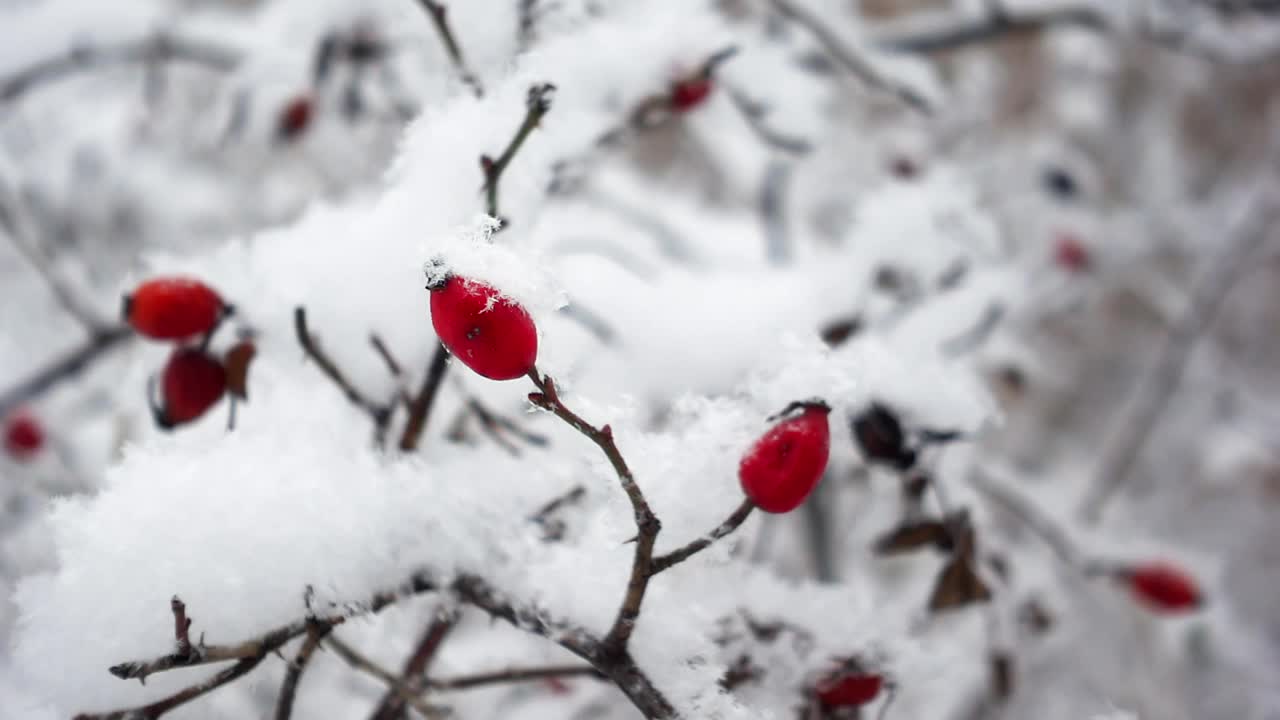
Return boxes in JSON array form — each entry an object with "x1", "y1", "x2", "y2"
[
  {"x1": 158, "y1": 349, "x2": 228, "y2": 428},
  {"x1": 739, "y1": 401, "x2": 831, "y2": 513},
  {"x1": 278, "y1": 94, "x2": 314, "y2": 141},
  {"x1": 428, "y1": 275, "x2": 538, "y2": 381},
  {"x1": 815, "y1": 670, "x2": 884, "y2": 708},
  {"x1": 1053, "y1": 234, "x2": 1091, "y2": 273},
  {"x1": 1125, "y1": 562, "x2": 1202, "y2": 614},
  {"x1": 670, "y1": 76, "x2": 713, "y2": 112},
  {"x1": 124, "y1": 277, "x2": 224, "y2": 341},
  {"x1": 4, "y1": 412, "x2": 44, "y2": 460}
]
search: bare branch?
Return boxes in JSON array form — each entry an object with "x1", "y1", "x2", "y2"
[
  {"x1": 770, "y1": 0, "x2": 932, "y2": 114},
  {"x1": 324, "y1": 634, "x2": 451, "y2": 719},
  {"x1": 368, "y1": 613, "x2": 457, "y2": 720},
  {"x1": 76, "y1": 656, "x2": 267, "y2": 720},
  {"x1": 398, "y1": 343, "x2": 451, "y2": 451},
  {"x1": 873, "y1": 5, "x2": 1104, "y2": 54},
  {"x1": 294, "y1": 307, "x2": 393, "y2": 439},
  {"x1": 1080, "y1": 187, "x2": 1280, "y2": 522},
  {"x1": 526, "y1": 368, "x2": 660, "y2": 653},
  {"x1": 482, "y1": 83, "x2": 556, "y2": 223},
  {"x1": 428, "y1": 664, "x2": 604, "y2": 690},
  {"x1": 0, "y1": 326, "x2": 132, "y2": 418},
  {"x1": 969, "y1": 470, "x2": 1091, "y2": 572},
  {"x1": 274, "y1": 622, "x2": 333, "y2": 720},
  {"x1": 416, "y1": 1, "x2": 484, "y2": 97},
  {"x1": 649, "y1": 499, "x2": 755, "y2": 576},
  {"x1": 0, "y1": 33, "x2": 238, "y2": 104}
]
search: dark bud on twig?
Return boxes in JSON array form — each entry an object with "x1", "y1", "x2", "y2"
[{"x1": 851, "y1": 402, "x2": 914, "y2": 471}]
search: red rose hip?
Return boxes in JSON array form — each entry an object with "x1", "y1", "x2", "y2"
[
  {"x1": 1053, "y1": 234, "x2": 1091, "y2": 273},
  {"x1": 670, "y1": 77, "x2": 713, "y2": 112},
  {"x1": 158, "y1": 349, "x2": 227, "y2": 427},
  {"x1": 428, "y1": 275, "x2": 538, "y2": 381},
  {"x1": 739, "y1": 401, "x2": 831, "y2": 513},
  {"x1": 278, "y1": 94, "x2": 314, "y2": 141},
  {"x1": 124, "y1": 277, "x2": 224, "y2": 340},
  {"x1": 816, "y1": 671, "x2": 884, "y2": 708},
  {"x1": 1125, "y1": 561, "x2": 1202, "y2": 613},
  {"x1": 4, "y1": 412, "x2": 44, "y2": 460}
]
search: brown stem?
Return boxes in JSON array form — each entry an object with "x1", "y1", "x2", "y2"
[
  {"x1": 325, "y1": 634, "x2": 450, "y2": 719},
  {"x1": 274, "y1": 622, "x2": 333, "y2": 720},
  {"x1": 398, "y1": 342, "x2": 451, "y2": 451},
  {"x1": 482, "y1": 83, "x2": 555, "y2": 222},
  {"x1": 294, "y1": 307, "x2": 393, "y2": 439},
  {"x1": 649, "y1": 499, "x2": 755, "y2": 575},
  {"x1": 416, "y1": 1, "x2": 484, "y2": 98},
  {"x1": 170, "y1": 596, "x2": 193, "y2": 657},
  {"x1": 0, "y1": 326, "x2": 133, "y2": 417},
  {"x1": 76, "y1": 656, "x2": 267, "y2": 720},
  {"x1": 429, "y1": 664, "x2": 604, "y2": 690},
  {"x1": 526, "y1": 367, "x2": 660, "y2": 653},
  {"x1": 368, "y1": 613, "x2": 457, "y2": 720}
]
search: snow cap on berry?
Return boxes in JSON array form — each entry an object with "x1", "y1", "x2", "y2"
[{"x1": 420, "y1": 215, "x2": 565, "y2": 318}]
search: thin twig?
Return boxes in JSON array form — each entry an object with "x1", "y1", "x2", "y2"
[
  {"x1": 873, "y1": 4, "x2": 1104, "y2": 54},
  {"x1": 294, "y1": 307, "x2": 393, "y2": 438},
  {"x1": 526, "y1": 367, "x2": 660, "y2": 653},
  {"x1": 324, "y1": 634, "x2": 451, "y2": 719},
  {"x1": 1079, "y1": 187, "x2": 1280, "y2": 522},
  {"x1": 969, "y1": 470, "x2": 1087, "y2": 571},
  {"x1": 0, "y1": 33, "x2": 238, "y2": 104},
  {"x1": 76, "y1": 656, "x2": 267, "y2": 720},
  {"x1": 398, "y1": 343, "x2": 451, "y2": 451},
  {"x1": 0, "y1": 326, "x2": 132, "y2": 419},
  {"x1": 724, "y1": 88, "x2": 813, "y2": 156},
  {"x1": 274, "y1": 622, "x2": 333, "y2": 720},
  {"x1": 482, "y1": 83, "x2": 556, "y2": 223},
  {"x1": 649, "y1": 499, "x2": 755, "y2": 575},
  {"x1": 429, "y1": 664, "x2": 604, "y2": 690},
  {"x1": 770, "y1": 0, "x2": 932, "y2": 114},
  {"x1": 368, "y1": 613, "x2": 457, "y2": 720},
  {"x1": 417, "y1": 1, "x2": 484, "y2": 97}
]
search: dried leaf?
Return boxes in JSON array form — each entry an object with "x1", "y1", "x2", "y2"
[
  {"x1": 872, "y1": 519, "x2": 951, "y2": 555},
  {"x1": 928, "y1": 557, "x2": 991, "y2": 612},
  {"x1": 224, "y1": 341, "x2": 256, "y2": 401}
]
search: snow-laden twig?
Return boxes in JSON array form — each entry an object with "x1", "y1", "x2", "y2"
[
  {"x1": 428, "y1": 664, "x2": 604, "y2": 690},
  {"x1": 0, "y1": 326, "x2": 132, "y2": 417},
  {"x1": 873, "y1": 3, "x2": 1104, "y2": 54},
  {"x1": 482, "y1": 83, "x2": 556, "y2": 223},
  {"x1": 1079, "y1": 183, "x2": 1280, "y2": 523},
  {"x1": 769, "y1": 0, "x2": 932, "y2": 114},
  {"x1": 76, "y1": 656, "x2": 267, "y2": 720},
  {"x1": 416, "y1": 1, "x2": 484, "y2": 98},
  {"x1": 0, "y1": 33, "x2": 237, "y2": 104},
  {"x1": 294, "y1": 307, "x2": 394, "y2": 443},
  {"x1": 324, "y1": 633, "x2": 451, "y2": 719}
]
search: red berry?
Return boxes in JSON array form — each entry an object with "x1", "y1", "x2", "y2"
[
  {"x1": 278, "y1": 94, "x2": 314, "y2": 141},
  {"x1": 738, "y1": 402, "x2": 831, "y2": 513},
  {"x1": 1126, "y1": 562, "x2": 1202, "y2": 614},
  {"x1": 428, "y1": 275, "x2": 538, "y2": 381},
  {"x1": 543, "y1": 677, "x2": 572, "y2": 695},
  {"x1": 124, "y1": 277, "x2": 224, "y2": 341},
  {"x1": 1053, "y1": 234, "x2": 1091, "y2": 273},
  {"x1": 4, "y1": 412, "x2": 44, "y2": 460},
  {"x1": 160, "y1": 349, "x2": 227, "y2": 427},
  {"x1": 815, "y1": 671, "x2": 884, "y2": 708},
  {"x1": 670, "y1": 77, "x2": 713, "y2": 112}
]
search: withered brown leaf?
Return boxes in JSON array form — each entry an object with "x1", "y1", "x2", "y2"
[{"x1": 224, "y1": 341, "x2": 257, "y2": 400}]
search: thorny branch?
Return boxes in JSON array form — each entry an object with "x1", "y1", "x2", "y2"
[
  {"x1": 526, "y1": 367, "x2": 659, "y2": 654},
  {"x1": 76, "y1": 656, "x2": 267, "y2": 720},
  {"x1": 0, "y1": 33, "x2": 238, "y2": 104},
  {"x1": 649, "y1": 498, "x2": 756, "y2": 575},
  {"x1": 482, "y1": 82, "x2": 556, "y2": 223},
  {"x1": 1080, "y1": 185, "x2": 1280, "y2": 522},
  {"x1": 416, "y1": 1, "x2": 484, "y2": 97},
  {"x1": 769, "y1": 0, "x2": 933, "y2": 114}
]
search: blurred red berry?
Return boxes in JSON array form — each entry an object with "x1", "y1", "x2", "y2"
[
  {"x1": 124, "y1": 277, "x2": 224, "y2": 341},
  {"x1": 159, "y1": 349, "x2": 228, "y2": 427},
  {"x1": 428, "y1": 275, "x2": 538, "y2": 381},
  {"x1": 670, "y1": 77, "x2": 713, "y2": 112},
  {"x1": 4, "y1": 412, "x2": 44, "y2": 460},
  {"x1": 1053, "y1": 234, "x2": 1091, "y2": 273},
  {"x1": 816, "y1": 670, "x2": 884, "y2": 708},
  {"x1": 543, "y1": 677, "x2": 572, "y2": 695},
  {"x1": 739, "y1": 402, "x2": 831, "y2": 513},
  {"x1": 1127, "y1": 562, "x2": 1202, "y2": 613},
  {"x1": 278, "y1": 94, "x2": 314, "y2": 141}
]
